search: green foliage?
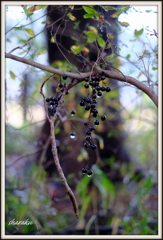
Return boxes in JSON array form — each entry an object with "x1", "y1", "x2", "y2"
[
  {"x1": 5, "y1": 4, "x2": 158, "y2": 235},
  {"x1": 134, "y1": 28, "x2": 144, "y2": 37},
  {"x1": 9, "y1": 71, "x2": 16, "y2": 79},
  {"x1": 84, "y1": 31, "x2": 97, "y2": 43},
  {"x1": 97, "y1": 36, "x2": 106, "y2": 48},
  {"x1": 83, "y1": 6, "x2": 99, "y2": 19}
]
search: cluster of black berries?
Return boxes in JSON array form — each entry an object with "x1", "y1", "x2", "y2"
[
  {"x1": 45, "y1": 74, "x2": 70, "y2": 116},
  {"x1": 46, "y1": 95, "x2": 61, "y2": 116},
  {"x1": 79, "y1": 72, "x2": 111, "y2": 176},
  {"x1": 82, "y1": 168, "x2": 93, "y2": 177},
  {"x1": 81, "y1": 73, "x2": 111, "y2": 147}
]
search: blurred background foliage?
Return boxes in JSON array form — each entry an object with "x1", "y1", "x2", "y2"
[{"x1": 5, "y1": 4, "x2": 158, "y2": 235}]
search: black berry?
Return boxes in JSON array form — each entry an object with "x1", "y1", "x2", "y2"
[
  {"x1": 71, "y1": 110, "x2": 76, "y2": 115},
  {"x1": 91, "y1": 108, "x2": 98, "y2": 114},
  {"x1": 84, "y1": 142, "x2": 90, "y2": 148},
  {"x1": 86, "y1": 130, "x2": 91, "y2": 135},
  {"x1": 80, "y1": 100, "x2": 85, "y2": 106},
  {"x1": 62, "y1": 74, "x2": 67, "y2": 80},
  {"x1": 106, "y1": 87, "x2": 111, "y2": 92},
  {"x1": 91, "y1": 103, "x2": 96, "y2": 109},
  {"x1": 91, "y1": 76, "x2": 96, "y2": 81},
  {"x1": 85, "y1": 105, "x2": 90, "y2": 111},
  {"x1": 97, "y1": 91, "x2": 102, "y2": 97},
  {"x1": 87, "y1": 170, "x2": 93, "y2": 176},
  {"x1": 84, "y1": 121, "x2": 88, "y2": 126},
  {"x1": 101, "y1": 115, "x2": 106, "y2": 121},
  {"x1": 91, "y1": 144, "x2": 97, "y2": 150},
  {"x1": 84, "y1": 84, "x2": 89, "y2": 89},
  {"x1": 70, "y1": 132, "x2": 76, "y2": 138},
  {"x1": 92, "y1": 113, "x2": 98, "y2": 118},
  {"x1": 101, "y1": 75, "x2": 106, "y2": 80},
  {"x1": 86, "y1": 98, "x2": 91, "y2": 103},
  {"x1": 101, "y1": 86, "x2": 106, "y2": 91},
  {"x1": 89, "y1": 126, "x2": 95, "y2": 131},
  {"x1": 84, "y1": 77, "x2": 89, "y2": 82},
  {"x1": 96, "y1": 86, "x2": 101, "y2": 91},
  {"x1": 82, "y1": 168, "x2": 88, "y2": 174},
  {"x1": 86, "y1": 136, "x2": 91, "y2": 141},
  {"x1": 94, "y1": 120, "x2": 100, "y2": 126}
]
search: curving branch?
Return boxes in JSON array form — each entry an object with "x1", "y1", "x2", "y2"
[
  {"x1": 5, "y1": 52, "x2": 158, "y2": 107},
  {"x1": 40, "y1": 78, "x2": 79, "y2": 218}
]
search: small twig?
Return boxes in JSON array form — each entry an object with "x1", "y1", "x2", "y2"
[
  {"x1": 40, "y1": 76, "x2": 79, "y2": 218},
  {"x1": 5, "y1": 147, "x2": 43, "y2": 168}
]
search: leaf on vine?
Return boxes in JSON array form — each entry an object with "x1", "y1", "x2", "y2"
[
  {"x1": 120, "y1": 6, "x2": 130, "y2": 12},
  {"x1": 84, "y1": 31, "x2": 97, "y2": 43},
  {"x1": 70, "y1": 45, "x2": 82, "y2": 54},
  {"x1": 126, "y1": 54, "x2": 131, "y2": 59},
  {"x1": 82, "y1": 47, "x2": 90, "y2": 54},
  {"x1": 83, "y1": 6, "x2": 97, "y2": 15},
  {"x1": 37, "y1": 49, "x2": 46, "y2": 55},
  {"x1": 67, "y1": 12, "x2": 77, "y2": 21},
  {"x1": 101, "y1": 6, "x2": 116, "y2": 11},
  {"x1": 69, "y1": 5, "x2": 74, "y2": 10},
  {"x1": 50, "y1": 35, "x2": 56, "y2": 43},
  {"x1": 99, "y1": 14, "x2": 105, "y2": 23},
  {"x1": 118, "y1": 21, "x2": 130, "y2": 27},
  {"x1": 152, "y1": 67, "x2": 158, "y2": 70},
  {"x1": 26, "y1": 5, "x2": 47, "y2": 14},
  {"x1": 134, "y1": 28, "x2": 144, "y2": 37},
  {"x1": 83, "y1": 13, "x2": 94, "y2": 19},
  {"x1": 107, "y1": 33, "x2": 115, "y2": 39},
  {"x1": 106, "y1": 42, "x2": 112, "y2": 49},
  {"x1": 24, "y1": 28, "x2": 35, "y2": 37},
  {"x1": 9, "y1": 71, "x2": 16, "y2": 79},
  {"x1": 97, "y1": 36, "x2": 105, "y2": 48},
  {"x1": 87, "y1": 26, "x2": 98, "y2": 34},
  {"x1": 6, "y1": 38, "x2": 11, "y2": 43},
  {"x1": 54, "y1": 61, "x2": 63, "y2": 67},
  {"x1": 110, "y1": 11, "x2": 122, "y2": 18}
]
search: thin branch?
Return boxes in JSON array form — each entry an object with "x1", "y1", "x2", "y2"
[
  {"x1": 40, "y1": 76, "x2": 79, "y2": 218},
  {"x1": 5, "y1": 52, "x2": 158, "y2": 107},
  {"x1": 5, "y1": 147, "x2": 43, "y2": 168}
]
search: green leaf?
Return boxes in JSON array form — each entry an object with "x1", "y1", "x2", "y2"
[
  {"x1": 15, "y1": 27, "x2": 23, "y2": 30},
  {"x1": 83, "y1": 6, "x2": 97, "y2": 15},
  {"x1": 67, "y1": 12, "x2": 77, "y2": 21},
  {"x1": 37, "y1": 49, "x2": 46, "y2": 55},
  {"x1": 152, "y1": 67, "x2": 158, "y2": 70},
  {"x1": 6, "y1": 38, "x2": 11, "y2": 43},
  {"x1": 134, "y1": 28, "x2": 144, "y2": 37},
  {"x1": 9, "y1": 71, "x2": 16, "y2": 79},
  {"x1": 70, "y1": 45, "x2": 82, "y2": 54},
  {"x1": 55, "y1": 128, "x2": 60, "y2": 135},
  {"x1": 24, "y1": 28, "x2": 35, "y2": 37},
  {"x1": 110, "y1": 11, "x2": 122, "y2": 18},
  {"x1": 69, "y1": 5, "x2": 74, "y2": 10},
  {"x1": 118, "y1": 21, "x2": 130, "y2": 27},
  {"x1": 84, "y1": 31, "x2": 97, "y2": 43},
  {"x1": 97, "y1": 36, "x2": 105, "y2": 48},
  {"x1": 126, "y1": 54, "x2": 131, "y2": 59},
  {"x1": 26, "y1": 5, "x2": 47, "y2": 14},
  {"x1": 50, "y1": 35, "x2": 56, "y2": 43},
  {"x1": 83, "y1": 13, "x2": 94, "y2": 19},
  {"x1": 101, "y1": 6, "x2": 116, "y2": 11}
]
